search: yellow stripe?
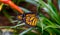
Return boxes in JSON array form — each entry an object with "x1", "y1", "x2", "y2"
[
  {"x1": 30, "y1": 17, "x2": 35, "y2": 21},
  {"x1": 34, "y1": 18, "x2": 37, "y2": 26},
  {"x1": 33, "y1": 18, "x2": 38, "y2": 26},
  {"x1": 0, "y1": 3, "x2": 3, "y2": 11},
  {"x1": 32, "y1": 18, "x2": 36, "y2": 26}
]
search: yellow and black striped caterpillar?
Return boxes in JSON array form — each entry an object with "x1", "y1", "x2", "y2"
[{"x1": 17, "y1": 13, "x2": 38, "y2": 26}]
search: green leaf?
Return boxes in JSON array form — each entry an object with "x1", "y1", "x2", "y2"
[
  {"x1": 19, "y1": 27, "x2": 33, "y2": 35},
  {"x1": 58, "y1": 0, "x2": 60, "y2": 10}
]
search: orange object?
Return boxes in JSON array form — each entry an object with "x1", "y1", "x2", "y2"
[
  {"x1": 0, "y1": 0, "x2": 24, "y2": 14},
  {"x1": 0, "y1": 0, "x2": 10, "y2": 4}
]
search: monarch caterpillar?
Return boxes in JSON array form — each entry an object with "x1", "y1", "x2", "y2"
[{"x1": 17, "y1": 13, "x2": 38, "y2": 26}]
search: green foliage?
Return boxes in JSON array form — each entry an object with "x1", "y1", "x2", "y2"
[{"x1": 25, "y1": 0, "x2": 60, "y2": 35}]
